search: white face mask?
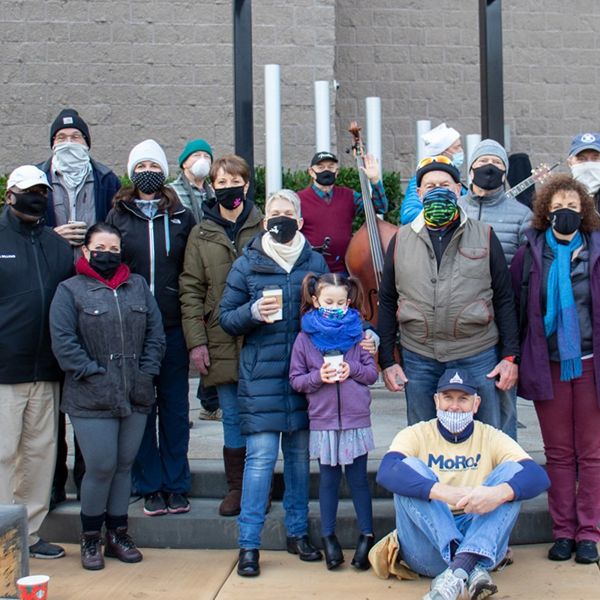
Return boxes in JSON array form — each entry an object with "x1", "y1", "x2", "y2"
[
  {"x1": 190, "y1": 157, "x2": 211, "y2": 179},
  {"x1": 570, "y1": 161, "x2": 600, "y2": 195},
  {"x1": 437, "y1": 409, "x2": 473, "y2": 434},
  {"x1": 52, "y1": 142, "x2": 91, "y2": 189}
]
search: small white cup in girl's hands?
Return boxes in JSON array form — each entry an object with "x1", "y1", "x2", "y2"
[{"x1": 322, "y1": 351, "x2": 345, "y2": 383}]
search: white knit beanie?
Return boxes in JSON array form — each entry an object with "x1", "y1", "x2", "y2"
[
  {"x1": 422, "y1": 123, "x2": 460, "y2": 157},
  {"x1": 127, "y1": 139, "x2": 169, "y2": 178}
]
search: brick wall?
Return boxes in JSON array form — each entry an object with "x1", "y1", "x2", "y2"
[
  {"x1": 0, "y1": 0, "x2": 598, "y2": 178},
  {"x1": 335, "y1": 0, "x2": 600, "y2": 176}
]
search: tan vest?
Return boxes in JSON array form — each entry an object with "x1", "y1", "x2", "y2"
[{"x1": 394, "y1": 215, "x2": 499, "y2": 362}]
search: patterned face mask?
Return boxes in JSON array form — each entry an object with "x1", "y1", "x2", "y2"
[
  {"x1": 422, "y1": 187, "x2": 459, "y2": 230},
  {"x1": 318, "y1": 306, "x2": 348, "y2": 320},
  {"x1": 132, "y1": 170, "x2": 165, "y2": 195},
  {"x1": 436, "y1": 409, "x2": 473, "y2": 434}
]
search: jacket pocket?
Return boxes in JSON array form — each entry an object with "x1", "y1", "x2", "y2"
[
  {"x1": 396, "y1": 300, "x2": 428, "y2": 343},
  {"x1": 130, "y1": 368, "x2": 156, "y2": 407},
  {"x1": 77, "y1": 372, "x2": 114, "y2": 411},
  {"x1": 454, "y1": 300, "x2": 493, "y2": 339},
  {"x1": 457, "y1": 246, "x2": 489, "y2": 279}
]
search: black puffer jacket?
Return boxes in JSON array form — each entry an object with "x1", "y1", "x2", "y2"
[
  {"x1": 106, "y1": 200, "x2": 195, "y2": 328},
  {"x1": 50, "y1": 269, "x2": 166, "y2": 418},
  {"x1": 0, "y1": 209, "x2": 73, "y2": 384}
]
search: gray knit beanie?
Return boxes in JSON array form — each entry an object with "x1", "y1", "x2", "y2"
[{"x1": 469, "y1": 139, "x2": 509, "y2": 173}]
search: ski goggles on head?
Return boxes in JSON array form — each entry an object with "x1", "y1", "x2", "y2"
[{"x1": 417, "y1": 155, "x2": 453, "y2": 170}]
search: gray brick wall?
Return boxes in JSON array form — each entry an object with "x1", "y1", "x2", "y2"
[
  {"x1": 0, "y1": 0, "x2": 598, "y2": 179},
  {"x1": 335, "y1": 0, "x2": 600, "y2": 177}
]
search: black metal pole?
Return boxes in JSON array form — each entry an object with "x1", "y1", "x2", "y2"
[
  {"x1": 479, "y1": 0, "x2": 504, "y2": 145},
  {"x1": 233, "y1": 0, "x2": 255, "y2": 191}
]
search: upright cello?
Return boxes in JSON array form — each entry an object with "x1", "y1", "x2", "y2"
[{"x1": 345, "y1": 122, "x2": 398, "y2": 327}]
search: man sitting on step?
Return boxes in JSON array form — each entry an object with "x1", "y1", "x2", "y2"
[{"x1": 377, "y1": 369, "x2": 549, "y2": 600}]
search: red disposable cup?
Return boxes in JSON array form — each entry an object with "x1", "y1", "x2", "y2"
[{"x1": 16, "y1": 575, "x2": 50, "y2": 600}]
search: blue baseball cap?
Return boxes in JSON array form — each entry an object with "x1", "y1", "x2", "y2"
[
  {"x1": 436, "y1": 369, "x2": 477, "y2": 395},
  {"x1": 569, "y1": 133, "x2": 600, "y2": 157}
]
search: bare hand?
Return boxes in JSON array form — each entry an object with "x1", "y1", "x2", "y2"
[
  {"x1": 361, "y1": 153, "x2": 381, "y2": 183},
  {"x1": 359, "y1": 333, "x2": 377, "y2": 355},
  {"x1": 190, "y1": 345, "x2": 210, "y2": 375},
  {"x1": 257, "y1": 296, "x2": 281, "y2": 322},
  {"x1": 54, "y1": 223, "x2": 87, "y2": 246},
  {"x1": 455, "y1": 484, "x2": 514, "y2": 515},
  {"x1": 337, "y1": 361, "x2": 350, "y2": 382},
  {"x1": 430, "y1": 482, "x2": 474, "y2": 507},
  {"x1": 486, "y1": 360, "x2": 518, "y2": 391},
  {"x1": 383, "y1": 364, "x2": 408, "y2": 392},
  {"x1": 320, "y1": 361, "x2": 339, "y2": 384}
]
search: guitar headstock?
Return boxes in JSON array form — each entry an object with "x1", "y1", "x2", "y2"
[{"x1": 530, "y1": 161, "x2": 560, "y2": 185}]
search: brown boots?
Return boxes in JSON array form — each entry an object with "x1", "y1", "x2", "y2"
[
  {"x1": 80, "y1": 531, "x2": 104, "y2": 570},
  {"x1": 219, "y1": 446, "x2": 245, "y2": 516},
  {"x1": 105, "y1": 527, "x2": 143, "y2": 563}
]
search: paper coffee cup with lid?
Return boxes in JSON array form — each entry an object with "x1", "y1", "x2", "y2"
[{"x1": 262, "y1": 285, "x2": 283, "y2": 322}]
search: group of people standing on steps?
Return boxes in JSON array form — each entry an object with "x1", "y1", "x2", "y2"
[{"x1": 1, "y1": 109, "x2": 599, "y2": 598}]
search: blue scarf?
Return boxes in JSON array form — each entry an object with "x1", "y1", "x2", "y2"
[
  {"x1": 301, "y1": 308, "x2": 364, "y2": 353},
  {"x1": 544, "y1": 228, "x2": 583, "y2": 381}
]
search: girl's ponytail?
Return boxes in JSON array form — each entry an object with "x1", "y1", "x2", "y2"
[
  {"x1": 346, "y1": 276, "x2": 365, "y2": 318},
  {"x1": 300, "y1": 272, "x2": 319, "y2": 315}
]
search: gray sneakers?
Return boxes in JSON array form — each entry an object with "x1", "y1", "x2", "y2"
[
  {"x1": 29, "y1": 539, "x2": 65, "y2": 559},
  {"x1": 467, "y1": 565, "x2": 497, "y2": 599},
  {"x1": 424, "y1": 567, "x2": 468, "y2": 600}
]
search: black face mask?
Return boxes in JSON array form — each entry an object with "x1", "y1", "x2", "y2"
[
  {"x1": 11, "y1": 191, "x2": 48, "y2": 218},
  {"x1": 89, "y1": 250, "x2": 122, "y2": 280},
  {"x1": 471, "y1": 163, "x2": 505, "y2": 191},
  {"x1": 131, "y1": 170, "x2": 165, "y2": 195},
  {"x1": 215, "y1": 185, "x2": 245, "y2": 211},
  {"x1": 315, "y1": 170, "x2": 337, "y2": 186},
  {"x1": 550, "y1": 208, "x2": 582, "y2": 236},
  {"x1": 266, "y1": 216, "x2": 298, "y2": 244}
]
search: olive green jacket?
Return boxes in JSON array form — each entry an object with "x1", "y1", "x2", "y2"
[{"x1": 179, "y1": 204, "x2": 263, "y2": 386}]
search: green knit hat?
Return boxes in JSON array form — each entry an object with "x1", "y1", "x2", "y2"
[{"x1": 178, "y1": 139, "x2": 214, "y2": 166}]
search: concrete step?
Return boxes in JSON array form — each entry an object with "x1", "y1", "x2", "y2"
[
  {"x1": 65, "y1": 454, "x2": 547, "y2": 501},
  {"x1": 40, "y1": 494, "x2": 552, "y2": 550}
]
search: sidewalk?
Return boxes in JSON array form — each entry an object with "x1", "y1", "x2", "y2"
[{"x1": 37, "y1": 543, "x2": 600, "y2": 599}]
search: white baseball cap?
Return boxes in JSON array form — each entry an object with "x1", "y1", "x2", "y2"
[{"x1": 7, "y1": 165, "x2": 52, "y2": 191}]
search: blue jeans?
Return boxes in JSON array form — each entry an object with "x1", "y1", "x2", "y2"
[
  {"x1": 238, "y1": 430, "x2": 310, "y2": 549},
  {"x1": 500, "y1": 387, "x2": 518, "y2": 440},
  {"x1": 132, "y1": 325, "x2": 191, "y2": 495},
  {"x1": 402, "y1": 346, "x2": 501, "y2": 427},
  {"x1": 394, "y1": 457, "x2": 522, "y2": 577},
  {"x1": 217, "y1": 383, "x2": 246, "y2": 449}
]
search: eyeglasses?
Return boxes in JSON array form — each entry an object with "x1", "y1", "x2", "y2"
[
  {"x1": 417, "y1": 155, "x2": 453, "y2": 170},
  {"x1": 54, "y1": 132, "x2": 85, "y2": 144}
]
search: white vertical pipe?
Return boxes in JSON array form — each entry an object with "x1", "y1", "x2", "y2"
[
  {"x1": 314, "y1": 80, "x2": 330, "y2": 152},
  {"x1": 504, "y1": 124, "x2": 511, "y2": 153},
  {"x1": 416, "y1": 120, "x2": 431, "y2": 163},
  {"x1": 466, "y1": 133, "x2": 482, "y2": 184},
  {"x1": 265, "y1": 64, "x2": 282, "y2": 197},
  {"x1": 366, "y1": 97, "x2": 382, "y2": 171}
]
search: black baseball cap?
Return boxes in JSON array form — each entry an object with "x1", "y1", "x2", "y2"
[{"x1": 310, "y1": 151, "x2": 339, "y2": 166}]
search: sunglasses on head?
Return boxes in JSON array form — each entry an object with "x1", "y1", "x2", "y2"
[{"x1": 417, "y1": 155, "x2": 453, "y2": 170}]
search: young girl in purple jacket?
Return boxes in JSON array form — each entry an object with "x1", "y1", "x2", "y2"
[{"x1": 289, "y1": 272, "x2": 378, "y2": 571}]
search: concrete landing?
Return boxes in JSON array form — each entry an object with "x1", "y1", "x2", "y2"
[{"x1": 33, "y1": 544, "x2": 600, "y2": 600}]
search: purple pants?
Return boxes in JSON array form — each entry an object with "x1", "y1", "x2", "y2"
[{"x1": 534, "y1": 358, "x2": 600, "y2": 542}]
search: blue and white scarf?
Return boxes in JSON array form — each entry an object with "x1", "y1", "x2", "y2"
[{"x1": 544, "y1": 228, "x2": 583, "y2": 381}]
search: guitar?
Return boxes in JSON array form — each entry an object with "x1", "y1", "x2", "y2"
[{"x1": 504, "y1": 162, "x2": 560, "y2": 200}]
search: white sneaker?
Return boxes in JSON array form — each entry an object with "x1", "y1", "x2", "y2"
[
  {"x1": 423, "y1": 567, "x2": 468, "y2": 600},
  {"x1": 467, "y1": 565, "x2": 497, "y2": 599}
]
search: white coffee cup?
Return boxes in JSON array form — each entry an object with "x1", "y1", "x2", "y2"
[
  {"x1": 262, "y1": 286, "x2": 283, "y2": 322},
  {"x1": 323, "y1": 351, "x2": 344, "y2": 381}
]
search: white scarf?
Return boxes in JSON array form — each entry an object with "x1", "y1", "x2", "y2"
[
  {"x1": 53, "y1": 142, "x2": 92, "y2": 190},
  {"x1": 261, "y1": 231, "x2": 306, "y2": 273}
]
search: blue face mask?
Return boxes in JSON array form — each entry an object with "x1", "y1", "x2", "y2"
[
  {"x1": 452, "y1": 151, "x2": 464, "y2": 169},
  {"x1": 318, "y1": 306, "x2": 348, "y2": 320}
]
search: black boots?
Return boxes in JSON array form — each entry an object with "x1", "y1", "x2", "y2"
[
  {"x1": 351, "y1": 534, "x2": 374, "y2": 570},
  {"x1": 237, "y1": 549, "x2": 260, "y2": 576},
  {"x1": 286, "y1": 535, "x2": 323, "y2": 561},
  {"x1": 220, "y1": 447, "x2": 245, "y2": 516},
  {"x1": 80, "y1": 531, "x2": 104, "y2": 570},
  {"x1": 322, "y1": 534, "x2": 344, "y2": 570}
]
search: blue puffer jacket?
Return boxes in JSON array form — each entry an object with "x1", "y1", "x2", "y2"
[{"x1": 219, "y1": 233, "x2": 328, "y2": 435}]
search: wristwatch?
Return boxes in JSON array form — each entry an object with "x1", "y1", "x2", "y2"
[{"x1": 503, "y1": 355, "x2": 520, "y2": 365}]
